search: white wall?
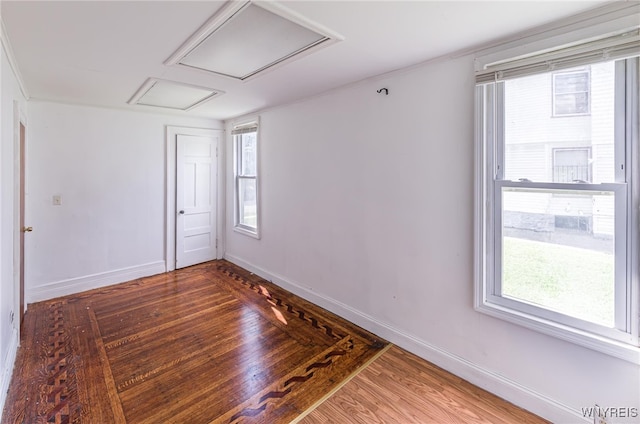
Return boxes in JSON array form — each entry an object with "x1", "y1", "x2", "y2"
[
  {"x1": 224, "y1": 53, "x2": 639, "y2": 422},
  {"x1": 0, "y1": 39, "x2": 27, "y2": 413},
  {"x1": 26, "y1": 101, "x2": 221, "y2": 301}
]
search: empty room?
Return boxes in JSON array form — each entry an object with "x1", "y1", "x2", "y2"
[{"x1": 0, "y1": 1, "x2": 638, "y2": 423}]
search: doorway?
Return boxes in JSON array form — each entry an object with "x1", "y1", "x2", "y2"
[
  {"x1": 166, "y1": 127, "x2": 223, "y2": 271},
  {"x1": 175, "y1": 134, "x2": 217, "y2": 268},
  {"x1": 18, "y1": 121, "x2": 27, "y2": 329}
]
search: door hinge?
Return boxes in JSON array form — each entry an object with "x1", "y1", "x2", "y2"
[{"x1": 215, "y1": 239, "x2": 218, "y2": 249}]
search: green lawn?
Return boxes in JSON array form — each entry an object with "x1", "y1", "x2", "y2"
[{"x1": 502, "y1": 236, "x2": 614, "y2": 327}]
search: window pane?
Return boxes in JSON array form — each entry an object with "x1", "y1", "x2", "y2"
[
  {"x1": 238, "y1": 177, "x2": 257, "y2": 228},
  {"x1": 554, "y1": 72, "x2": 589, "y2": 93},
  {"x1": 501, "y1": 187, "x2": 615, "y2": 327},
  {"x1": 553, "y1": 148, "x2": 590, "y2": 182},
  {"x1": 554, "y1": 92, "x2": 589, "y2": 115},
  {"x1": 240, "y1": 133, "x2": 257, "y2": 176},
  {"x1": 503, "y1": 62, "x2": 615, "y2": 183}
]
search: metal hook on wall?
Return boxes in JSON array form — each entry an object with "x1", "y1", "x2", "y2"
[{"x1": 377, "y1": 88, "x2": 389, "y2": 95}]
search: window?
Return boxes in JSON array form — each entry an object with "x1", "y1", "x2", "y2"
[
  {"x1": 475, "y1": 34, "x2": 639, "y2": 362},
  {"x1": 232, "y1": 121, "x2": 259, "y2": 237},
  {"x1": 553, "y1": 148, "x2": 591, "y2": 183},
  {"x1": 553, "y1": 70, "x2": 590, "y2": 116}
]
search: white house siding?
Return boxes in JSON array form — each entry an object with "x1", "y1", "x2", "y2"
[
  {"x1": 591, "y1": 61, "x2": 616, "y2": 183},
  {"x1": 503, "y1": 62, "x2": 615, "y2": 236},
  {"x1": 504, "y1": 143, "x2": 548, "y2": 182},
  {"x1": 593, "y1": 194, "x2": 616, "y2": 236}
]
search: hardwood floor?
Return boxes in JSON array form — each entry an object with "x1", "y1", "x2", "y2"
[
  {"x1": 2, "y1": 260, "x2": 547, "y2": 423},
  {"x1": 298, "y1": 346, "x2": 548, "y2": 424},
  {"x1": 2, "y1": 261, "x2": 386, "y2": 423}
]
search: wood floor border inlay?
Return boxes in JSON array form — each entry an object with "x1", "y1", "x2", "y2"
[
  {"x1": 225, "y1": 335, "x2": 354, "y2": 423},
  {"x1": 291, "y1": 343, "x2": 393, "y2": 424},
  {"x1": 43, "y1": 301, "x2": 78, "y2": 424},
  {"x1": 216, "y1": 264, "x2": 347, "y2": 342}
]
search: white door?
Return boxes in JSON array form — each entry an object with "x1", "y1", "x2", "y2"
[{"x1": 176, "y1": 134, "x2": 217, "y2": 269}]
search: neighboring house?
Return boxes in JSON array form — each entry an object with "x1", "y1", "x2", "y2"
[{"x1": 503, "y1": 62, "x2": 615, "y2": 238}]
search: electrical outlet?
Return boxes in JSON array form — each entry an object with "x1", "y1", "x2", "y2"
[{"x1": 594, "y1": 404, "x2": 609, "y2": 424}]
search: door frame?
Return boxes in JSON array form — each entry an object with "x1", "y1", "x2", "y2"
[
  {"x1": 165, "y1": 126, "x2": 225, "y2": 272},
  {"x1": 13, "y1": 101, "x2": 27, "y2": 340}
]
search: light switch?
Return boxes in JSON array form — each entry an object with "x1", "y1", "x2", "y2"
[{"x1": 53, "y1": 195, "x2": 62, "y2": 206}]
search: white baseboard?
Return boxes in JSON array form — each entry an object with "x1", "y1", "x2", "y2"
[
  {"x1": 224, "y1": 254, "x2": 588, "y2": 423},
  {"x1": 0, "y1": 328, "x2": 18, "y2": 415},
  {"x1": 28, "y1": 261, "x2": 166, "y2": 303}
]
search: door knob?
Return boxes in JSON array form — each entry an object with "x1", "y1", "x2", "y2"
[
  {"x1": 23, "y1": 226, "x2": 33, "y2": 232},
  {"x1": 179, "y1": 210, "x2": 185, "y2": 215}
]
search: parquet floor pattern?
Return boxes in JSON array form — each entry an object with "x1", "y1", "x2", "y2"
[{"x1": 2, "y1": 260, "x2": 386, "y2": 424}]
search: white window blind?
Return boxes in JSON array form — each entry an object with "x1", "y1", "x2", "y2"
[
  {"x1": 231, "y1": 123, "x2": 258, "y2": 135},
  {"x1": 476, "y1": 30, "x2": 640, "y2": 83}
]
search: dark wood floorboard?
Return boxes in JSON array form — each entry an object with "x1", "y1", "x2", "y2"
[{"x1": 2, "y1": 260, "x2": 386, "y2": 424}]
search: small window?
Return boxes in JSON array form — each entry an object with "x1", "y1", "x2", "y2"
[
  {"x1": 553, "y1": 148, "x2": 591, "y2": 183},
  {"x1": 552, "y1": 70, "x2": 590, "y2": 116},
  {"x1": 232, "y1": 121, "x2": 259, "y2": 237}
]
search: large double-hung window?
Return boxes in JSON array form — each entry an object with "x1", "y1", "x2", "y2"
[{"x1": 475, "y1": 31, "x2": 639, "y2": 361}]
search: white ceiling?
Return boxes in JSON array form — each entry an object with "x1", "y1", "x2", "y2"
[{"x1": 1, "y1": 0, "x2": 611, "y2": 121}]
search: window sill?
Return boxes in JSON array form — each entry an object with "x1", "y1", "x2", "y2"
[
  {"x1": 551, "y1": 112, "x2": 591, "y2": 118},
  {"x1": 233, "y1": 225, "x2": 260, "y2": 239},
  {"x1": 475, "y1": 300, "x2": 639, "y2": 364}
]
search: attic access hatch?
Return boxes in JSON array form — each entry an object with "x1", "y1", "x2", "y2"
[
  {"x1": 128, "y1": 78, "x2": 224, "y2": 111},
  {"x1": 165, "y1": 1, "x2": 343, "y2": 81}
]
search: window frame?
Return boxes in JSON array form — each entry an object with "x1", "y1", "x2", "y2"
[
  {"x1": 552, "y1": 69, "x2": 591, "y2": 117},
  {"x1": 474, "y1": 58, "x2": 639, "y2": 364},
  {"x1": 232, "y1": 119, "x2": 260, "y2": 238}
]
